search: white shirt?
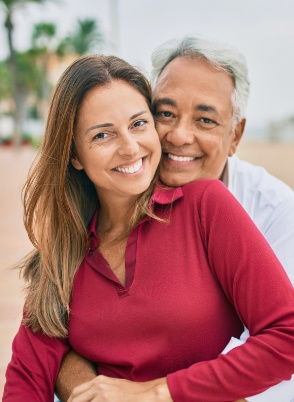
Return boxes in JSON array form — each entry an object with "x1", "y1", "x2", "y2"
[
  {"x1": 228, "y1": 154, "x2": 294, "y2": 284},
  {"x1": 223, "y1": 154, "x2": 294, "y2": 401}
]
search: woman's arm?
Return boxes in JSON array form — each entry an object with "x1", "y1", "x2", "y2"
[
  {"x1": 3, "y1": 323, "x2": 70, "y2": 401},
  {"x1": 56, "y1": 181, "x2": 294, "y2": 401},
  {"x1": 165, "y1": 180, "x2": 294, "y2": 401}
]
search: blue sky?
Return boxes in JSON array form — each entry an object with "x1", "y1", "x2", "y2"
[{"x1": 0, "y1": 0, "x2": 293, "y2": 134}]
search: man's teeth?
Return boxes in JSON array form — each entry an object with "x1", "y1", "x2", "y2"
[
  {"x1": 115, "y1": 158, "x2": 143, "y2": 174},
  {"x1": 167, "y1": 153, "x2": 195, "y2": 162}
]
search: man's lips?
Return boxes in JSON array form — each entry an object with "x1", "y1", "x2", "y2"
[
  {"x1": 163, "y1": 152, "x2": 204, "y2": 162},
  {"x1": 167, "y1": 153, "x2": 195, "y2": 162}
]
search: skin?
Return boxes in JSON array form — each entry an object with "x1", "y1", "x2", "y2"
[
  {"x1": 55, "y1": 60, "x2": 248, "y2": 402},
  {"x1": 153, "y1": 56, "x2": 245, "y2": 187},
  {"x1": 71, "y1": 80, "x2": 162, "y2": 287},
  {"x1": 72, "y1": 80, "x2": 161, "y2": 211},
  {"x1": 56, "y1": 80, "x2": 171, "y2": 402}
]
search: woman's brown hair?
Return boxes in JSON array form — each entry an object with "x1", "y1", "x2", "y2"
[{"x1": 21, "y1": 55, "x2": 159, "y2": 337}]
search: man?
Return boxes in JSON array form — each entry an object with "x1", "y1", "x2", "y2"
[{"x1": 56, "y1": 36, "x2": 294, "y2": 401}]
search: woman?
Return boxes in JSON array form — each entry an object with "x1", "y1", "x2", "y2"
[{"x1": 3, "y1": 55, "x2": 294, "y2": 402}]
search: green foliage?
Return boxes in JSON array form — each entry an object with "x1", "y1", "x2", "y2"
[
  {"x1": 0, "y1": 0, "x2": 49, "y2": 9},
  {"x1": 65, "y1": 18, "x2": 104, "y2": 55},
  {"x1": 32, "y1": 22, "x2": 57, "y2": 52},
  {"x1": 0, "y1": 60, "x2": 11, "y2": 99},
  {"x1": 16, "y1": 50, "x2": 43, "y2": 92},
  {"x1": 21, "y1": 132, "x2": 42, "y2": 147},
  {"x1": 0, "y1": 0, "x2": 105, "y2": 144}
]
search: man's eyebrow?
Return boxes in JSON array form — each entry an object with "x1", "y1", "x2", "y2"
[
  {"x1": 152, "y1": 98, "x2": 177, "y2": 109},
  {"x1": 195, "y1": 104, "x2": 219, "y2": 115},
  {"x1": 195, "y1": 103, "x2": 217, "y2": 113}
]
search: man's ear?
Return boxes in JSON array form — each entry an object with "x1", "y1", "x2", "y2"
[
  {"x1": 71, "y1": 156, "x2": 84, "y2": 170},
  {"x1": 228, "y1": 118, "x2": 246, "y2": 156}
]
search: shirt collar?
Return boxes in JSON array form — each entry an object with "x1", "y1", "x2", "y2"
[{"x1": 150, "y1": 181, "x2": 183, "y2": 206}]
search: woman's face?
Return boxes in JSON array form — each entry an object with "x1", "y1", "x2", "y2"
[{"x1": 72, "y1": 80, "x2": 161, "y2": 204}]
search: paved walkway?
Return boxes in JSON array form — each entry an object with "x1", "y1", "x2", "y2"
[{"x1": 0, "y1": 147, "x2": 36, "y2": 396}]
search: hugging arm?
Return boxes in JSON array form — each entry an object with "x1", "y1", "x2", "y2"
[
  {"x1": 164, "y1": 180, "x2": 294, "y2": 401},
  {"x1": 222, "y1": 329, "x2": 294, "y2": 401},
  {"x1": 55, "y1": 350, "x2": 96, "y2": 401},
  {"x1": 55, "y1": 181, "x2": 294, "y2": 401}
]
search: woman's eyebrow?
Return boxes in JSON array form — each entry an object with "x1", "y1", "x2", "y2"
[
  {"x1": 129, "y1": 110, "x2": 148, "y2": 120},
  {"x1": 85, "y1": 123, "x2": 113, "y2": 134},
  {"x1": 84, "y1": 110, "x2": 148, "y2": 135}
]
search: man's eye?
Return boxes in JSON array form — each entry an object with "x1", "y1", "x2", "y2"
[
  {"x1": 200, "y1": 118, "x2": 214, "y2": 124},
  {"x1": 155, "y1": 111, "x2": 173, "y2": 118},
  {"x1": 196, "y1": 118, "x2": 218, "y2": 130}
]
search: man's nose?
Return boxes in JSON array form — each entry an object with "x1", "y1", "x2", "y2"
[
  {"x1": 165, "y1": 120, "x2": 196, "y2": 147},
  {"x1": 117, "y1": 134, "x2": 139, "y2": 156}
]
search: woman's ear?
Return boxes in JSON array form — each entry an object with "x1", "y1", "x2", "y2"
[{"x1": 71, "y1": 156, "x2": 84, "y2": 170}]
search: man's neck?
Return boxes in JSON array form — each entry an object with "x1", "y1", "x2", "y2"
[{"x1": 220, "y1": 160, "x2": 229, "y2": 187}]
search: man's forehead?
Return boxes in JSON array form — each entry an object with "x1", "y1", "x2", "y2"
[
  {"x1": 154, "y1": 56, "x2": 234, "y2": 91},
  {"x1": 153, "y1": 57, "x2": 235, "y2": 113}
]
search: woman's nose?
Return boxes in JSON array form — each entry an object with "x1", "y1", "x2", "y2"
[{"x1": 117, "y1": 134, "x2": 140, "y2": 156}]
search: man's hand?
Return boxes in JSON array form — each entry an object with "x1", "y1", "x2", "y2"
[
  {"x1": 67, "y1": 375, "x2": 173, "y2": 402},
  {"x1": 55, "y1": 350, "x2": 96, "y2": 401}
]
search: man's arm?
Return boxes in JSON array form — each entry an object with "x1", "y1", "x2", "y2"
[
  {"x1": 55, "y1": 350, "x2": 96, "y2": 401},
  {"x1": 222, "y1": 329, "x2": 294, "y2": 402}
]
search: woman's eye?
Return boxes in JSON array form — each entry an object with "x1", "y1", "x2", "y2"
[
  {"x1": 133, "y1": 119, "x2": 147, "y2": 128},
  {"x1": 93, "y1": 132, "x2": 109, "y2": 140}
]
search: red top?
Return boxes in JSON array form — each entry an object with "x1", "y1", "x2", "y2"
[{"x1": 4, "y1": 180, "x2": 294, "y2": 401}]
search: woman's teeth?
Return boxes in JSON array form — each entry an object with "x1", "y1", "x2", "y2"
[{"x1": 115, "y1": 158, "x2": 143, "y2": 174}]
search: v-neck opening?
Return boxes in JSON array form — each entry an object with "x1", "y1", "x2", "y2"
[{"x1": 87, "y1": 225, "x2": 139, "y2": 297}]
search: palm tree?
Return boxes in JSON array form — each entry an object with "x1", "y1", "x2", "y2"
[
  {"x1": 0, "y1": 0, "x2": 51, "y2": 145},
  {"x1": 65, "y1": 18, "x2": 104, "y2": 56},
  {"x1": 31, "y1": 22, "x2": 58, "y2": 120}
]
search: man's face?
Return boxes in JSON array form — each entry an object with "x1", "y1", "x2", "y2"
[{"x1": 152, "y1": 57, "x2": 244, "y2": 187}]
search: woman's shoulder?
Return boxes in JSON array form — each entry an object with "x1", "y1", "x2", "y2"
[
  {"x1": 180, "y1": 179, "x2": 239, "y2": 215},
  {"x1": 181, "y1": 179, "x2": 228, "y2": 198}
]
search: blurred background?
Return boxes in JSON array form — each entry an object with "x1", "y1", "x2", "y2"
[{"x1": 0, "y1": 0, "x2": 293, "y2": 395}]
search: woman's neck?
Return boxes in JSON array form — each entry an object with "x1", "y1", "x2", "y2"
[{"x1": 97, "y1": 194, "x2": 137, "y2": 236}]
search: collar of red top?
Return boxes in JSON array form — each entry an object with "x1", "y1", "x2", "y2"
[{"x1": 87, "y1": 182, "x2": 183, "y2": 247}]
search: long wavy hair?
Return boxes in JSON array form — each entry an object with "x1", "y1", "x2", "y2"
[{"x1": 21, "y1": 55, "x2": 159, "y2": 337}]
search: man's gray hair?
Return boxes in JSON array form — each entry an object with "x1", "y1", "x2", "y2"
[{"x1": 151, "y1": 35, "x2": 250, "y2": 123}]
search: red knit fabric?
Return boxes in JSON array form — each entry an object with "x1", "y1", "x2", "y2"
[{"x1": 4, "y1": 180, "x2": 294, "y2": 401}]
